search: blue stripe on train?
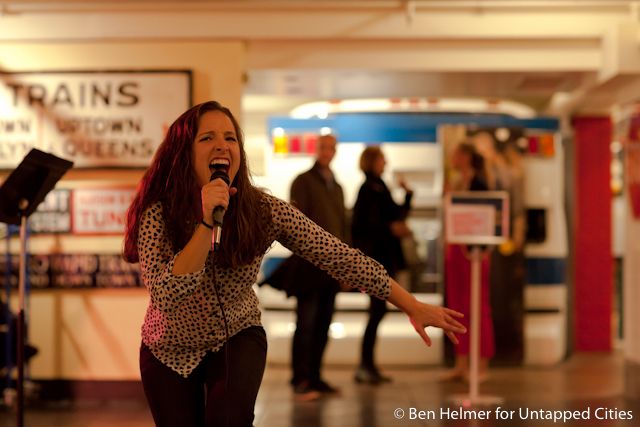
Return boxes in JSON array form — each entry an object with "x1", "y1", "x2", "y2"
[{"x1": 268, "y1": 113, "x2": 559, "y2": 144}]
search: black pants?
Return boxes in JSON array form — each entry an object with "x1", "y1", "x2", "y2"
[
  {"x1": 140, "y1": 326, "x2": 267, "y2": 427},
  {"x1": 291, "y1": 288, "x2": 337, "y2": 386},
  {"x1": 490, "y1": 250, "x2": 525, "y2": 364},
  {"x1": 360, "y1": 296, "x2": 388, "y2": 369}
]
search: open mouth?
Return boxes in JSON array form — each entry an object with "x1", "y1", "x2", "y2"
[{"x1": 209, "y1": 158, "x2": 230, "y2": 175}]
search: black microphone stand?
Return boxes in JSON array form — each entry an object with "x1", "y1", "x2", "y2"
[
  {"x1": 0, "y1": 149, "x2": 73, "y2": 427},
  {"x1": 16, "y1": 200, "x2": 27, "y2": 427}
]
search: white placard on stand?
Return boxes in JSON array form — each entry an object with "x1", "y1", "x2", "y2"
[{"x1": 445, "y1": 191, "x2": 509, "y2": 407}]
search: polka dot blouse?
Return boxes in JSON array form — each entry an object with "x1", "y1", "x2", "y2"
[{"x1": 138, "y1": 193, "x2": 391, "y2": 377}]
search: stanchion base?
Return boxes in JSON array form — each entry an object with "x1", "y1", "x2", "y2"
[{"x1": 448, "y1": 393, "x2": 505, "y2": 408}]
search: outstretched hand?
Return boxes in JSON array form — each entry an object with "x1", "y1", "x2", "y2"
[
  {"x1": 368, "y1": 277, "x2": 467, "y2": 349},
  {"x1": 407, "y1": 302, "x2": 466, "y2": 347}
]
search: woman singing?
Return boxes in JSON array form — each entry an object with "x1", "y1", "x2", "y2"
[{"x1": 123, "y1": 101, "x2": 466, "y2": 427}]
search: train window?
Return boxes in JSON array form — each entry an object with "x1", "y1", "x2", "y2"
[{"x1": 526, "y1": 208, "x2": 546, "y2": 243}]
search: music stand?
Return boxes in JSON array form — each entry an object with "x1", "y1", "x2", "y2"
[{"x1": 0, "y1": 149, "x2": 73, "y2": 427}]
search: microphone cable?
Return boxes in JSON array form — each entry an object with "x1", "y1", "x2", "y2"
[
  {"x1": 211, "y1": 262, "x2": 231, "y2": 427},
  {"x1": 208, "y1": 164, "x2": 231, "y2": 426}
]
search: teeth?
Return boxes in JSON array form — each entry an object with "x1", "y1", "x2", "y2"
[{"x1": 210, "y1": 159, "x2": 230, "y2": 166}]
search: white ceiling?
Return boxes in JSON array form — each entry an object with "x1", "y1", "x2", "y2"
[
  {"x1": 1, "y1": 0, "x2": 639, "y2": 116},
  {"x1": 244, "y1": 69, "x2": 588, "y2": 112}
]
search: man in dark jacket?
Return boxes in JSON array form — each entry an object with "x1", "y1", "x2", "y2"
[{"x1": 289, "y1": 134, "x2": 348, "y2": 400}]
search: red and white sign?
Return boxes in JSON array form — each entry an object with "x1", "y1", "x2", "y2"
[
  {"x1": 448, "y1": 205, "x2": 496, "y2": 238},
  {"x1": 445, "y1": 191, "x2": 510, "y2": 245},
  {"x1": 71, "y1": 188, "x2": 136, "y2": 234}
]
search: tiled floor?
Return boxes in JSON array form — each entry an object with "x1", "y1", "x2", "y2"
[{"x1": 0, "y1": 352, "x2": 638, "y2": 426}]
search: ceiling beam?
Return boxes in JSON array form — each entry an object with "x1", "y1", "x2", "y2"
[{"x1": 0, "y1": 2, "x2": 633, "y2": 41}]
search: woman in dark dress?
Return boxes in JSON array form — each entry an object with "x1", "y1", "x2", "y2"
[{"x1": 443, "y1": 142, "x2": 495, "y2": 382}]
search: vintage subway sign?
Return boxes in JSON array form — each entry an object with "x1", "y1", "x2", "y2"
[
  {"x1": 0, "y1": 253, "x2": 142, "y2": 289},
  {"x1": 71, "y1": 188, "x2": 136, "y2": 234},
  {"x1": 0, "y1": 70, "x2": 191, "y2": 168},
  {"x1": 31, "y1": 189, "x2": 72, "y2": 233}
]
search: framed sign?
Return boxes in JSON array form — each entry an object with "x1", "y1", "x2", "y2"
[
  {"x1": 1, "y1": 187, "x2": 136, "y2": 235},
  {"x1": 0, "y1": 70, "x2": 192, "y2": 169},
  {"x1": 71, "y1": 188, "x2": 136, "y2": 234},
  {"x1": 0, "y1": 253, "x2": 141, "y2": 289},
  {"x1": 30, "y1": 189, "x2": 72, "y2": 233},
  {"x1": 445, "y1": 191, "x2": 510, "y2": 245}
]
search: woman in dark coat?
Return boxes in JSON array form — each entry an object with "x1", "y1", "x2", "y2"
[{"x1": 351, "y1": 146, "x2": 413, "y2": 384}]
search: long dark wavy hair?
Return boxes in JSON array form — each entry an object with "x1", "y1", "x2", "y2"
[{"x1": 123, "y1": 101, "x2": 271, "y2": 268}]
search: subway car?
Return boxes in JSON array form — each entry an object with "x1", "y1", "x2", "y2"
[{"x1": 253, "y1": 98, "x2": 567, "y2": 367}]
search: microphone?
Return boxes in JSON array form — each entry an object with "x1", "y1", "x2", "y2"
[{"x1": 209, "y1": 164, "x2": 230, "y2": 252}]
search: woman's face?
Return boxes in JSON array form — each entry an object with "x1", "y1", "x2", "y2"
[
  {"x1": 192, "y1": 110, "x2": 241, "y2": 188},
  {"x1": 372, "y1": 153, "x2": 386, "y2": 176}
]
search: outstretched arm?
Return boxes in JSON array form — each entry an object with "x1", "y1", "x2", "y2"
[
  {"x1": 386, "y1": 278, "x2": 466, "y2": 346},
  {"x1": 269, "y1": 193, "x2": 466, "y2": 344}
]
